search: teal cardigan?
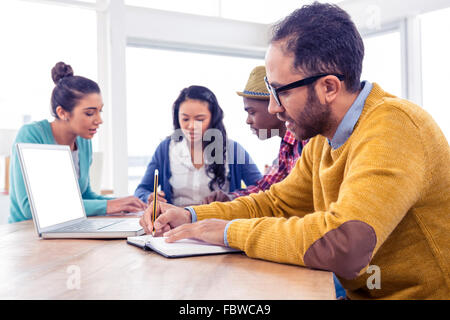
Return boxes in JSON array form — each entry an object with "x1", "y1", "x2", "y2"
[{"x1": 8, "y1": 119, "x2": 111, "y2": 223}]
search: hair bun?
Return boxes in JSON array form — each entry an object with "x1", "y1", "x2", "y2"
[{"x1": 51, "y1": 62, "x2": 74, "y2": 84}]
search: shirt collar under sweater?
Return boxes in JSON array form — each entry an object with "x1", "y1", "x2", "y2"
[{"x1": 329, "y1": 81, "x2": 373, "y2": 150}]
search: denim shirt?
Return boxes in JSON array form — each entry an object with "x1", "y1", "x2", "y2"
[{"x1": 328, "y1": 81, "x2": 373, "y2": 149}]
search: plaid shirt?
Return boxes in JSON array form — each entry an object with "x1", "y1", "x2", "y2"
[{"x1": 231, "y1": 131, "x2": 308, "y2": 198}]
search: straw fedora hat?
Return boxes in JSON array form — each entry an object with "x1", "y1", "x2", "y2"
[{"x1": 236, "y1": 66, "x2": 270, "y2": 100}]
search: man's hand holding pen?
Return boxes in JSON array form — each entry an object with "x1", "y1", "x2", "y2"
[
  {"x1": 139, "y1": 202, "x2": 228, "y2": 247},
  {"x1": 139, "y1": 201, "x2": 191, "y2": 236}
]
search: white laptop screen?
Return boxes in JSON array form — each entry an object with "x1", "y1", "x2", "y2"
[{"x1": 19, "y1": 145, "x2": 85, "y2": 229}]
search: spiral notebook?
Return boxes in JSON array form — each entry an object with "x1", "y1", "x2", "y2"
[{"x1": 127, "y1": 235, "x2": 241, "y2": 258}]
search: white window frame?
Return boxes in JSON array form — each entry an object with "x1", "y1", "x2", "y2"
[{"x1": 360, "y1": 21, "x2": 405, "y2": 98}]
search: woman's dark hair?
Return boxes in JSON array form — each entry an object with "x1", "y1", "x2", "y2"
[
  {"x1": 50, "y1": 61, "x2": 100, "y2": 118},
  {"x1": 172, "y1": 85, "x2": 227, "y2": 191},
  {"x1": 271, "y1": 2, "x2": 364, "y2": 93}
]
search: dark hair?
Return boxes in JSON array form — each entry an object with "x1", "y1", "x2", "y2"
[
  {"x1": 172, "y1": 85, "x2": 227, "y2": 191},
  {"x1": 50, "y1": 61, "x2": 100, "y2": 118},
  {"x1": 271, "y1": 2, "x2": 364, "y2": 92}
]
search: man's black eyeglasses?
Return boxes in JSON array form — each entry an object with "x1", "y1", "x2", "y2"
[{"x1": 264, "y1": 74, "x2": 345, "y2": 106}]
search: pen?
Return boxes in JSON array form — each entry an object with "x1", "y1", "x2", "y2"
[{"x1": 152, "y1": 169, "x2": 159, "y2": 237}]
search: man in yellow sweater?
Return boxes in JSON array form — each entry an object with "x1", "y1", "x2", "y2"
[{"x1": 140, "y1": 3, "x2": 450, "y2": 299}]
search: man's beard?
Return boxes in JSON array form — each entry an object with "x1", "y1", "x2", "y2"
[{"x1": 289, "y1": 86, "x2": 335, "y2": 141}]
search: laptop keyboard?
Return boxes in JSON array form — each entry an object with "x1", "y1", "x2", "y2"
[{"x1": 56, "y1": 219, "x2": 120, "y2": 232}]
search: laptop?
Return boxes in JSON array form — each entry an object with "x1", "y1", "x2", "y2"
[{"x1": 16, "y1": 143, "x2": 145, "y2": 239}]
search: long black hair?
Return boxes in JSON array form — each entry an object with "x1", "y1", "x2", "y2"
[
  {"x1": 172, "y1": 85, "x2": 227, "y2": 191},
  {"x1": 50, "y1": 61, "x2": 100, "y2": 118}
]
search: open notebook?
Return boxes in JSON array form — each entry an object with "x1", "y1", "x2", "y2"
[{"x1": 127, "y1": 235, "x2": 241, "y2": 258}]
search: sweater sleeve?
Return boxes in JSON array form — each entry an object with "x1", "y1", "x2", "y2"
[
  {"x1": 237, "y1": 143, "x2": 262, "y2": 187},
  {"x1": 134, "y1": 144, "x2": 162, "y2": 203},
  {"x1": 81, "y1": 182, "x2": 111, "y2": 216},
  {"x1": 82, "y1": 199, "x2": 108, "y2": 216},
  {"x1": 79, "y1": 139, "x2": 112, "y2": 216},
  {"x1": 8, "y1": 125, "x2": 46, "y2": 222},
  {"x1": 193, "y1": 107, "x2": 426, "y2": 280}
]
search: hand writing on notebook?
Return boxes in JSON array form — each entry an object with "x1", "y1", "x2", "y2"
[
  {"x1": 139, "y1": 202, "x2": 190, "y2": 235},
  {"x1": 139, "y1": 202, "x2": 228, "y2": 246}
]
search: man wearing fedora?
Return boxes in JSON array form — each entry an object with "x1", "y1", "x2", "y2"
[
  {"x1": 141, "y1": 3, "x2": 450, "y2": 299},
  {"x1": 202, "y1": 66, "x2": 307, "y2": 204}
]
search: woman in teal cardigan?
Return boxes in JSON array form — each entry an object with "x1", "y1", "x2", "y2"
[{"x1": 9, "y1": 62, "x2": 146, "y2": 223}]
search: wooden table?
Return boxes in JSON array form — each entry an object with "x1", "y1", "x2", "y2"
[{"x1": 0, "y1": 220, "x2": 336, "y2": 300}]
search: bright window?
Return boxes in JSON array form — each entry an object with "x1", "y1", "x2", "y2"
[
  {"x1": 126, "y1": 47, "x2": 281, "y2": 194},
  {"x1": 420, "y1": 8, "x2": 450, "y2": 142},
  {"x1": 361, "y1": 30, "x2": 403, "y2": 97},
  {"x1": 0, "y1": 0, "x2": 98, "y2": 146}
]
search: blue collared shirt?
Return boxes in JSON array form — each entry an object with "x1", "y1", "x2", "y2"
[
  {"x1": 188, "y1": 81, "x2": 373, "y2": 246},
  {"x1": 328, "y1": 81, "x2": 373, "y2": 149}
]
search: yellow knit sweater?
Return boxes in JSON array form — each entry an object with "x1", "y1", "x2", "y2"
[{"x1": 192, "y1": 84, "x2": 450, "y2": 300}]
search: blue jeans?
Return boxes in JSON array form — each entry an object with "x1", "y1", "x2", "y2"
[{"x1": 333, "y1": 273, "x2": 346, "y2": 299}]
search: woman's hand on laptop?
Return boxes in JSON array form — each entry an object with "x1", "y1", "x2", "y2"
[
  {"x1": 140, "y1": 202, "x2": 191, "y2": 236},
  {"x1": 106, "y1": 196, "x2": 147, "y2": 214}
]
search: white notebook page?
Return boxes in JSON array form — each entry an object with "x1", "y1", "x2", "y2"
[{"x1": 127, "y1": 235, "x2": 240, "y2": 257}]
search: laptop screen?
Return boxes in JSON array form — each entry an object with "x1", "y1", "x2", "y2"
[{"x1": 18, "y1": 144, "x2": 85, "y2": 229}]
